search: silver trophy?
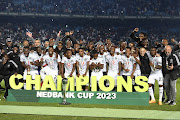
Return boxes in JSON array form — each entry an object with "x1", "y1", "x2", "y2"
[{"x1": 59, "y1": 78, "x2": 71, "y2": 105}]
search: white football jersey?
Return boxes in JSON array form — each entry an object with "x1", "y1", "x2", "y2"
[
  {"x1": 90, "y1": 57, "x2": 104, "y2": 78},
  {"x1": 115, "y1": 48, "x2": 125, "y2": 55},
  {"x1": 133, "y1": 56, "x2": 141, "y2": 77},
  {"x1": 106, "y1": 54, "x2": 121, "y2": 72},
  {"x1": 150, "y1": 56, "x2": 162, "y2": 74},
  {"x1": 34, "y1": 51, "x2": 43, "y2": 61},
  {"x1": 76, "y1": 54, "x2": 90, "y2": 75},
  {"x1": 42, "y1": 53, "x2": 61, "y2": 70},
  {"x1": 20, "y1": 52, "x2": 39, "y2": 70},
  {"x1": 98, "y1": 53, "x2": 108, "y2": 72},
  {"x1": 61, "y1": 56, "x2": 76, "y2": 75},
  {"x1": 121, "y1": 55, "x2": 136, "y2": 76}
]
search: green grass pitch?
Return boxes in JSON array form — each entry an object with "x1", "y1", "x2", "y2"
[{"x1": 0, "y1": 79, "x2": 180, "y2": 120}]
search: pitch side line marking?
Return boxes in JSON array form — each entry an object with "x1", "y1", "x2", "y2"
[{"x1": 0, "y1": 105, "x2": 179, "y2": 119}]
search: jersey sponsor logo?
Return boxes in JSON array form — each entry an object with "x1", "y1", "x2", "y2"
[{"x1": 112, "y1": 60, "x2": 115, "y2": 65}]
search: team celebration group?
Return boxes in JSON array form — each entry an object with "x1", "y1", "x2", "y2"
[{"x1": 0, "y1": 28, "x2": 179, "y2": 106}]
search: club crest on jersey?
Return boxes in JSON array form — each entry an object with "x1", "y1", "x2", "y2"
[{"x1": 67, "y1": 63, "x2": 71, "y2": 66}]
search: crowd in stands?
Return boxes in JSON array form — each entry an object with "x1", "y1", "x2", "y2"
[
  {"x1": 0, "y1": 18, "x2": 180, "y2": 47},
  {"x1": 0, "y1": 0, "x2": 179, "y2": 16}
]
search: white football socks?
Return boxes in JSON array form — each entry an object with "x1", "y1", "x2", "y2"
[
  {"x1": 149, "y1": 86, "x2": 155, "y2": 100},
  {"x1": 159, "y1": 87, "x2": 163, "y2": 101}
]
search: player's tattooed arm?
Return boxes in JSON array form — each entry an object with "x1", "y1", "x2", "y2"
[
  {"x1": 118, "y1": 62, "x2": 121, "y2": 76},
  {"x1": 26, "y1": 31, "x2": 35, "y2": 43},
  {"x1": 39, "y1": 58, "x2": 44, "y2": 66},
  {"x1": 84, "y1": 61, "x2": 89, "y2": 77},
  {"x1": 130, "y1": 28, "x2": 140, "y2": 43},
  {"x1": 131, "y1": 63, "x2": 136, "y2": 79},
  {"x1": 55, "y1": 31, "x2": 61, "y2": 45},
  {"x1": 97, "y1": 63, "x2": 104, "y2": 69},
  {"x1": 21, "y1": 62, "x2": 28, "y2": 69},
  {"x1": 133, "y1": 55, "x2": 141, "y2": 65},
  {"x1": 122, "y1": 63, "x2": 129, "y2": 72},
  {"x1": 58, "y1": 62, "x2": 61, "y2": 75},
  {"x1": 30, "y1": 60, "x2": 39, "y2": 66},
  {"x1": 90, "y1": 62, "x2": 96, "y2": 70},
  {"x1": 155, "y1": 65, "x2": 162, "y2": 69},
  {"x1": 106, "y1": 62, "x2": 109, "y2": 73},
  {"x1": 69, "y1": 63, "x2": 76, "y2": 77},
  {"x1": 61, "y1": 63, "x2": 64, "y2": 78},
  {"x1": 149, "y1": 61, "x2": 154, "y2": 67},
  {"x1": 76, "y1": 61, "x2": 80, "y2": 77},
  {"x1": 121, "y1": 63, "x2": 125, "y2": 70}
]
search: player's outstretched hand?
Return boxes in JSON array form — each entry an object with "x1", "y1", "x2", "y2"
[
  {"x1": 91, "y1": 62, "x2": 96, "y2": 66},
  {"x1": 26, "y1": 31, "x2": 32, "y2": 38},
  {"x1": 124, "y1": 69, "x2": 130, "y2": 72},
  {"x1": 133, "y1": 28, "x2": 139, "y2": 32},
  {"x1": 2, "y1": 58, "x2": 7, "y2": 65},
  {"x1": 58, "y1": 71, "x2": 61, "y2": 75},
  {"x1": 168, "y1": 65, "x2": 174, "y2": 70},
  {"x1": 65, "y1": 32, "x2": 70, "y2": 36},
  {"x1": 57, "y1": 31, "x2": 61, "y2": 37},
  {"x1": 77, "y1": 73, "x2": 80, "y2": 77},
  {"x1": 61, "y1": 74, "x2": 65, "y2": 78},
  {"x1": 130, "y1": 74, "x2": 134, "y2": 79},
  {"x1": 70, "y1": 31, "x2": 74, "y2": 35},
  {"x1": 30, "y1": 62, "x2": 34, "y2": 65},
  {"x1": 171, "y1": 38, "x2": 175, "y2": 43},
  {"x1": 83, "y1": 74, "x2": 86, "y2": 77},
  {"x1": 14, "y1": 72, "x2": 18, "y2": 76},
  {"x1": 156, "y1": 53, "x2": 160, "y2": 57},
  {"x1": 40, "y1": 58, "x2": 43, "y2": 62},
  {"x1": 149, "y1": 62, "x2": 154, "y2": 67},
  {"x1": 69, "y1": 74, "x2": 73, "y2": 77}
]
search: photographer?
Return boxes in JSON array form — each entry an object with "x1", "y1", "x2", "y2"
[{"x1": 163, "y1": 46, "x2": 180, "y2": 106}]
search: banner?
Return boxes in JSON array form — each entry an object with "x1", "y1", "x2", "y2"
[{"x1": 7, "y1": 90, "x2": 149, "y2": 106}]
